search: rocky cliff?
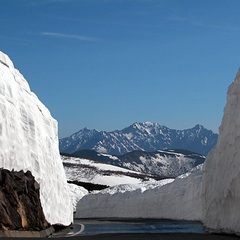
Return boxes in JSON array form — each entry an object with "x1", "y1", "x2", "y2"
[{"x1": 0, "y1": 169, "x2": 49, "y2": 231}]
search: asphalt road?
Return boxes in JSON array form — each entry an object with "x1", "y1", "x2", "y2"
[
  {"x1": 1, "y1": 233, "x2": 240, "y2": 240},
  {"x1": 69, "y1": 233, "x2": 240, "y2": 240},
  {"x1": 46, "y1": 219, "x2": 240, "y2": 240},
  {"x1": 1, "y1": 219, "x2": 240, "y2": 239}
]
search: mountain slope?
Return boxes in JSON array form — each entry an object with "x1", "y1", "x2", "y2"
[
  {"x1": 60, "y1": 122, "x2": 217, "y2": 156},
  {"x1": 71, "y1": 149, "x2": 205, "y2": 178},
  {"x1": 61, "y1": 154, "x2": 157, "y2": 187}
]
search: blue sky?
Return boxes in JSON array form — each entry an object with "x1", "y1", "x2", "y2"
[{"x1": 1, "y1": 0, "x2": 240, "y2": 138}]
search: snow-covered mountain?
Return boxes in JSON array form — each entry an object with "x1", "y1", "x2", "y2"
[
  {"x1": 0, "y1": 51, "x2": 72, "y2": 225},
  {"x1": 72, "y1": 149, "x2": 205, "y2": 178},
  {"x1": 59, "y1": 122, "x2": 217, "y2": 156}
]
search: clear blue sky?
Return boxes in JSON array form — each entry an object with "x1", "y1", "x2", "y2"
[{"x1": 1, "y1": 0, "x2": 240, "y2": 138}]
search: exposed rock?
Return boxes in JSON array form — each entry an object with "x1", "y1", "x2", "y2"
[{"x1": 0, "y1": 169, "x2": 49, "y2": 231}]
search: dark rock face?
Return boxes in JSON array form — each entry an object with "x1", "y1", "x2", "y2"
[{"x1": 0, "y1": 169, "x2": 50, "y2": 231}]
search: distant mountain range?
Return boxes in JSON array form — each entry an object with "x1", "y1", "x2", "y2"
[
  {"x1": 59, "y1": 121, "x2": 218, "y2": 156},
  {"x1": 68, "y1": 148, "x2": 205, "y2": 178}
]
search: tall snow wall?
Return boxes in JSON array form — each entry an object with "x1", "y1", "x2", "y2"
[
  {"x1": 202, "y1": 69, "x2": 240, "y2": 234},
  {"x1": 76, "y1": 168, "x2": 202, "y2": 220},
  {"x1": 0, "y1": 51, "x2": 72, "y2": 226}
]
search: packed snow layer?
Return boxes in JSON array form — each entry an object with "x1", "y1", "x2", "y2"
[
  {"x1": 0, "y1": 51, "x2": 72, "y2": 225},
  {"x1": 202, "y1": 69, "x2": 240, "y2": 234},
  {"x1": 62, "y1": 155, "x2": 149, "y2": 186},
  {"x1": 68, "y1": 183, "x2": 88, "y2": 212},
  {"x1": 76, "y1": 166, "x2": 202, "y2": 220}
]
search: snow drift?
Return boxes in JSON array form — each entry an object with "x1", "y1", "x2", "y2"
[{"x1": 0, "y1": 51, "x2": 72, "y2": 225}]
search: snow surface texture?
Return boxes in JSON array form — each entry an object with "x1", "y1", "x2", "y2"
[
  {"x1": 0, "y1": 51, "x2": 72, "y2": 225},
  {"x1": 202, "y1": 69, "x2": 240, "y2": 234},
  {"x1": 76, "y1": 165, "x2": 202, "y2": 220},
  {"x1": 68, "y1": 183, "x2": 88, "y2": 212},
  {"x1": 62, "y1": 155, "x2": 150, "y2": 186}
]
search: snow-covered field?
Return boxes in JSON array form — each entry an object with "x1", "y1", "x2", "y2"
[{"x1": 62, "y1": 155, "x2": 156, "y2": 187}]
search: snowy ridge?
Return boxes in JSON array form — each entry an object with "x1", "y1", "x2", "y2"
[
  {"x1": 95, "y1": 178, "x2": 175, "y2": 195},
  {"x1": 71, "y1": 149, "x2": 205, "y2": 178},
  {"x1": 119, "y1": 149, "x2": 205, "y2": 177},
  {"x1": 60, "y1": 122, "x2": 218, "y2": 156},
  {"x1": 62, "y1": 155, "x2": 155, "y2": 187},
  {"x1": 0, "y1": 51, "x2": 72, "y2": 225}
]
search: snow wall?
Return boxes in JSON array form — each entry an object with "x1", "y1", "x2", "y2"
[
  {"x1": 76, "y1": 69, "x2": 240, "y2": 235},
  {"x1": 0, "y1": 51, "x2": 72, "y2": 226},
  {"x1": 76, "y1": 167, "x2": 203, "y2": 221},
  {"x1": 202, "y1": 69, "x2": 240, "y2": 234}
]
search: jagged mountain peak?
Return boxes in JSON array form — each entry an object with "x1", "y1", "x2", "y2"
[
  {"x1": 59, "y1": 122, "x2": 218, "y2": 156},
  {"x1": 191, "y1": 124, "x2": 206, "y2": 131},
  {"x1": 70, "y1": 127, "x2": 98, "y2": 137},
  {"x1": 130, "y1": 121, "x2": 163, "y2": 129},
  {"x1": 123, "y1": 121, "x2": 168, "y2": 136}
]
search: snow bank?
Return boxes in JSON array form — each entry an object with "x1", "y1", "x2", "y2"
[
  {"x1": 68, "y1": 183, "x2": 88, "y2": 212},
  {"x1": 76, "y1": 168, "x2": 202, "y2": 220},
  {"x1": 202, "y1": 69, "x2": 240, "y2": 234},
  {"x1": 0, "y1": 51, "x2": 72, "y2": 225}
]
